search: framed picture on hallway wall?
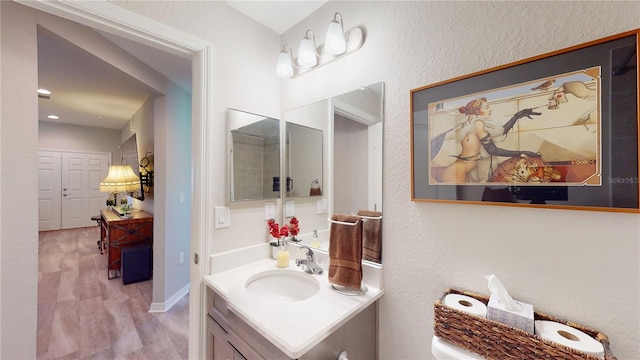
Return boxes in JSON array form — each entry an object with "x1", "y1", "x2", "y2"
[{"x1": 411, "y1": 29, "x2": 640, "y2": 213}]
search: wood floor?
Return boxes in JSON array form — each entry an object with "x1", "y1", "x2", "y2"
[{"x1": 37, "y1": 226, "x2": 189, "y2": 359}]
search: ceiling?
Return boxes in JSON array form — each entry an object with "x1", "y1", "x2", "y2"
[
  {"x1": 38, "y1": 1, "x2": 327, "y2": 131},
  {"x1": 37, "y1": 26, "x2": 191, "y2": 131},
  {"x1": 226, "y1": 1, "x2": 328, "y2": 34}
]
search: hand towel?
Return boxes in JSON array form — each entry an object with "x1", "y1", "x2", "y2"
[
  {"x1": 357, "y1": 210, "x2": 382, "y2": 263},
  {"x1": 328, "y1": 214, "x2": 363, "y2": 290}
]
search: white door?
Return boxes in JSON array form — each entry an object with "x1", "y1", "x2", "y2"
[
  {"x1": 38, "y1": 151, "x2": 62, "y2": 231},
  {"x1": 61, "y1": 152, "x2": 109, "y2": 229},
  {"x1": 38, "y1": 150, "x2": 109, "y2": 231}
]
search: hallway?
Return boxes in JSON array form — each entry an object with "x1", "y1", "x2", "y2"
[{"x1": 37, "y1": 226, "x2": 188, "y2": 359}]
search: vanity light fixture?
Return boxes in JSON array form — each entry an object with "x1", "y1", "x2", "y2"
[
  {"x1": 298, "y1": 30, "x2": 319, "y2": 68},
  {"x1": 324, "y1": 13, "x2": 347, "y2": 55},
  {"x1": 276, "y1": 44, "x2": 295, "y2": 78},
  {"x1": 47, "y1": 115, "x2": 59, "y2": 120},
  {"x1": 276, "y1": 12, "x2": 364, "y2": 78}
]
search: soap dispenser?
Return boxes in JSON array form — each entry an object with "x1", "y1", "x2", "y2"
[
  {"x1": 276, "y1": 237, "x2": 289, "y2": 268},
  {"x1": 310, "y1": 229, "x2": 321, "y2": 248}
]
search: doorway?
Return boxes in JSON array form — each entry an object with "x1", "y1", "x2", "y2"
[
  {"x1": 20, "y1": 1, "x2": 211, "y2": 358},
  {"x1": 38, "y1": 150, "x2": 110, "y2": 231}
]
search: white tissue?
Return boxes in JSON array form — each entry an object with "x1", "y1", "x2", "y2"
[{"x1": 485, "y1": 274, "x2": 522, "y2": 311}]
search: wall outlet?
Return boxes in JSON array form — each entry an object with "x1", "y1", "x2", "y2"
[
  {"x1": 179, "y1": 251, "x2": 185, "y2": 265},
  {"x1": 179, "y1": 192, "x2": 185, "y2": 205},
  {"x1": 265, "y1": 202, "x2": 276, "y2": 220},
  {"x1": 316, "y1": 198, "x2": 327, "y2": 214},
  {"x1": 285, "y1": 200, "x2": 295, "y2": 217}
]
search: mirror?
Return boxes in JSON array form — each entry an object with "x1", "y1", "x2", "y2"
[
  {"x1": 285, "y1": 122, "x2": 323, "y2": 198},
  {"x1": 283, "y1": 82, "x2": 384, "y2": 263},
  {"x1": 227, "y1": 109, "x2": 280, "y2": 202},
  {"x1": 120, "y1": 134, "x2": 145, "y2": 200}
]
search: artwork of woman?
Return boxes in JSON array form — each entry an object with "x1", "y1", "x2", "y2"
[{"x1": 437, "y1": 97, "x2": 541, "y2": 183}]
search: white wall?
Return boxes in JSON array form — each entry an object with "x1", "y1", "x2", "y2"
[
  {"x1": 111, "y1": 1, "x2": 282, "y2": 254},
  {"x1": 39, "y1": 122, "x2": 121, "y2": 156},
  {"x1": 0, "y1": 3, "x2": 39, "y2": 357},
  {"x1": 158, "y1": 86, "x2": 192, "y2": 304},
  {"x1": 280, "y1": 2, "x2": 640, "y2": 359}
]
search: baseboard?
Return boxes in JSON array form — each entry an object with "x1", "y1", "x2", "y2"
[{"x1": 148, "y1": 283, "x2": 190, "y2": 313}]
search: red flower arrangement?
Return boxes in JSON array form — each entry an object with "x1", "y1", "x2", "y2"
[{"x1": 267, "y1": 217, "x2": 301, "y2": 247}]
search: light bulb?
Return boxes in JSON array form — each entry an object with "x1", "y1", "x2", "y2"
[
  {"x1": 298, "y1": 36, "x2": 317, "y2": 68},
  {"x1": 276, "y1": 51, "x2": 294, "y2": 78},
  {"x1": 324, "y1": 20, "x2": 346, "y2": 55}
]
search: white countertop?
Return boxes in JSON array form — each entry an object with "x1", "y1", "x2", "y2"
[{"x1": 203, "y1": 258, "x2": 383, "y2": 359}]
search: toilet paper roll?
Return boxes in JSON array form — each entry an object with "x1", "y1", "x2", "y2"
[
  {"x1": 534, "y1": 320, "x2": 604, "y2": 359},
  {"x1": 443, "y1": 294, "x2": 487, "y2": 318}
]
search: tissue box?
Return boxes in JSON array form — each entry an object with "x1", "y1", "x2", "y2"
[{"x1": 487, "y1": 294, "x2": 534, "y2": 334}]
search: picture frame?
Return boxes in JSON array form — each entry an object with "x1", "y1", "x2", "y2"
[{"x1": 411, "y1": 29, "x2": 639, "y2": 213}]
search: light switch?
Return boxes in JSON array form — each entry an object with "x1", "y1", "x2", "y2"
[
  {"x1": 285, "y1": 201, "x2": 295, "y2": 217},
  {"x1": 214, "y1": 206, "x2": 230, "y2": 229},
  {"x1": 265, "y1": 202, "x2": 276, "y2": 220},
  {"x1": 316, "y1": 198, "x2": 327, "y2": 214},
  {"x1": 179, "y1": 192, "x2": 185, "y2": 205}
]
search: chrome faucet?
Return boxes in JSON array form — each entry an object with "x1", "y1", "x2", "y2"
[{"x1": 295, "y1": 245, "x2": 323, "y2": 275}]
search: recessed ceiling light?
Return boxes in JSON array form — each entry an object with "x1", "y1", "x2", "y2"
[
  {"x1": 47, "y1": 115, "x2": 59, "y2": 120},
  {"x1": 37, "y1": 88, "x2": 52, "y2": 95}
]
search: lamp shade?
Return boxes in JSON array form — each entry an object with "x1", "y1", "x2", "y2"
[
  {"x1": 298, "y1": 36, "x2": 317, "y2": 68},
  {"x1": 324, "y1": 19, "x2": 346, "y2": 55},
  {"x1": 99, "y1": 165, "x2": 140, "y2": 193},
  {"x1": 276, "y1": 51, "x2": 294, "y2": 78}
]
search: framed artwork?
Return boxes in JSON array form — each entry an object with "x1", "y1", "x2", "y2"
[{"x1": 411, "y1": 29, "x2": 639, "y2": 212}]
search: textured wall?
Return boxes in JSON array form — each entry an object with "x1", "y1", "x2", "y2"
[
  {"x1": 113, "y1": 0, "x2": 283, "y2": 254},
  {"x1": 280, "y1": 1, "x2": 640, "y2": 359}
]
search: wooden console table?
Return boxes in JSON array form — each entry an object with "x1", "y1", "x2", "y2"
[{"x1": 100, "y1": 208, "x2": 153, "y2": 279}]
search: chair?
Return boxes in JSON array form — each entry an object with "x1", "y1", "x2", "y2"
[{"x1": 91, "y1": 215, "x2": 104, "y2": 254}]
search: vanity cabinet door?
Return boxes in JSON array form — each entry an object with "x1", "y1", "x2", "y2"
[
  {"x1": 207, "y1": 315, "x2": 234, "y2": 360},
  {"x1": 227, "y1": 331, "x2": 264, "y2": 360},
  {"x1": 232, "y1": 348, "x2": 246, "y2": 360},
  {"x1": 208, "y1": 310, "x2": 265, "y2": 360}
]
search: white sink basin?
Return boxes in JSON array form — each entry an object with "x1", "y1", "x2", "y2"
[{"x1": 245, "y1": 269, "x2": 320, "y2": 302}]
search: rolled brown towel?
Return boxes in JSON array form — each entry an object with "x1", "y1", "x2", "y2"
[{"x1": 328, "y1": 214, "x2": 363, "y2": 290}]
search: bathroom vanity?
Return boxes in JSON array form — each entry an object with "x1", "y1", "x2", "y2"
[{"x1": 203, "y1": 258, "x2": 383, "y2": 359}]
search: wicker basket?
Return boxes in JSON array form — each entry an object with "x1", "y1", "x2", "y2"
[{"x1": 434, "y1": 288, "x2": 616, "y2": 360}]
